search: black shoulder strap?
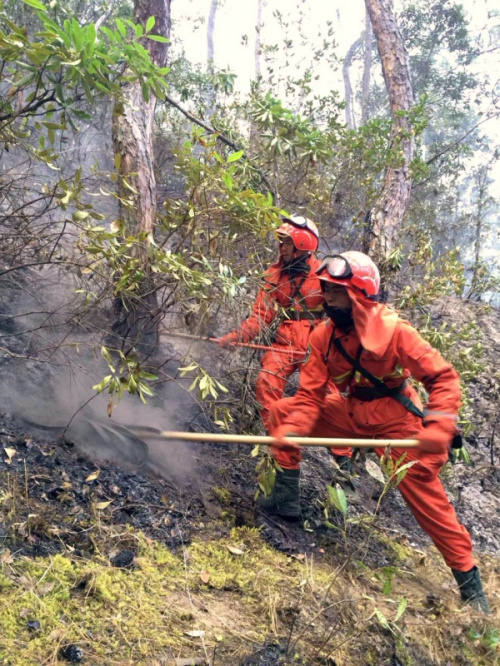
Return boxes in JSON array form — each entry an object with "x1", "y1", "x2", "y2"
[
  {"x1": 332, "y1": 337, "x2": 424, "y2": 419},
  {"x1": 290, "y1": 274, "x2": 308, "y2": 303}
]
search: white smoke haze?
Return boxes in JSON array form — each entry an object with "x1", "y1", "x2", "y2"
[{"x1": 0, "y1": 266, "x2": 204, "y2": 485}]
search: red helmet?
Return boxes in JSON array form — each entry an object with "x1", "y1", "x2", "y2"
[
  {"x1": 316, "y1": 251, "x2": 380, "y2": 297},
  {"x1": 276, "y1": 215, "x2": 319, "y2": 252}
]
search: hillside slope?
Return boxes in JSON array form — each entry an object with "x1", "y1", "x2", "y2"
[{"x1": 0, "y1": 299, "x2": 499, "y2": 665}]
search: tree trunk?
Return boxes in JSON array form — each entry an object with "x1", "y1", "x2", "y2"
[
  {"x1": 468, "y1": 166, "x2": 489, "y2": 300},
  {"x1": 361, "y1": 8, "x2": 373, "y2": 124},
  {"x1": 363, "y1": 0, "x2": 414, "y2": 266},
  {"x1": 206, "y1": 0, "x2": 218, "y2": 116},
  {"x1": 207, "y1": 0, "x2": 217, "y2": 67},
  {"x1": 255, "y1": 0, "x2": 263, "y2": 79},
  {"x1": 250, "y1": 0, "x2": 264, "y2": 152},
  {"x1": 342, "y1": 35, "x2": 363, "y2": 130},
  {"x1": 111, "y1": 0, "x2": 171, "y2": 354}
]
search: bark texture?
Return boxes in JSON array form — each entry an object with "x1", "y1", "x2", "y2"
[
  {"x1": 110, "y1": 0, "x2": 171, "y2": 353},
  {"x1": 363, "y1": 0, "x2": 414, "y2": 262}
]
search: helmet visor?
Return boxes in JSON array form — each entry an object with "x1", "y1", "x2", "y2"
[{"x1": 316, "y1": 255, "x2": 353, "y2": 280}]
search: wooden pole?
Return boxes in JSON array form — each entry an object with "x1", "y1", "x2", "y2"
[
  {"x1": 125, "y1": 428, "x2": 420, "y2": 449},
  {"x1": 163, "y1": 331, "x2": 305, "y2": 356}
]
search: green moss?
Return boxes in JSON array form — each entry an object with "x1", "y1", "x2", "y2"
[
  {"x1": 0, "y1": 525, "x2": 497, "y2": 665},
  {"x1": 212, "y1": 486, "x2": 232, "y2": 505},
  {"x1": 375, "y1": 532, "x2": 416, "y2": 564},
  {"x1": 0, "y1": 572, "x2": 13, "y2": 591}
]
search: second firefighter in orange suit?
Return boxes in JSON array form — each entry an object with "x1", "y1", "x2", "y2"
[
  {"x1": 218, "y1": 215, "x2": 324, "y2": 431},
  {"x1": 264, "y1": 251, "x2": 490, "y2": 614}
]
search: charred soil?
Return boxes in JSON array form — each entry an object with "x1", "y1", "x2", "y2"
[{"x1": 0, "y1": 299, "x2": 499, "y2": 665}]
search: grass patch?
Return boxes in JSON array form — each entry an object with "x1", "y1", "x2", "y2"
[{"x1": 0, "y1": 528, "x2": 498, "y2": 665}]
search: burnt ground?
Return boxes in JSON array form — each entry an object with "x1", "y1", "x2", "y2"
[
  {"x1": 1, "y1": 405, "x2": 499, "y2": 665},
  {"x1": 1, "y1": 397, "x2": 498, "y2": 582},
  {"x1": 1, "y1": 296, "x2": 499, "y2": 576},
  {"x1": 0, "y1": 288, "x2": 499, "y2": 664}
]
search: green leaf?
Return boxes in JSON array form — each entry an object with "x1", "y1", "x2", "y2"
[
  {"x1": 116, "y1": 18, "x2": 127, "y2": 38},
  {"x1": 146, "y1": 35, "x2": 169, "y2": 43},
  {"x1": 146, "y1": 16, "x2": 155, "y2": 33},
  {"x1": 42, "y1": 122, "x2": 65, "y2": 130},
  {"x1": 374, "y1": 608, "x2": 391, "y2": 632},
  {"x1": 327, "y1": 484, "x2": 347, "y2": 516},
  {"x1": 222, "y1": 172, "x2": 233, "y2": 190},
  {"x1": 140, "y1": 372, "x2": 158, "y2": 380},
  {"x1": 22, "y1": 0, "x2": 48, "y2": 11},
  {"x1": 72, "y1": 211, "x2": 89, "y2": 221},
  {"x1": 178, "y1": 363, "x2": 198, "y2": 376},
  {"x1": 227, "y1": 150, "x2": 244, "y2": 163},
  {"x1": 92, "y1": 375, "x2": 112, "y2": 394},
  {"x1": 395, "y1": 596, "x2": 407, "y2": 622}
]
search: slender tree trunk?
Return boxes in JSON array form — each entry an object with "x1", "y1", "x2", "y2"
[
  {"x1": 342, "y1": 35, "x2": 363, "y2": 130},
  {"x1": 250, "y1": 0, "x2": 264, "y2": 152},
  {"x1": 206, "y1": 0, "x2": 218, "y2": 116},
  {"x1": 469, "y1": 167, "x2": 488, "y2": 300},
  {"x1": 111, "y1": 0, "x2": 171, "y2": 354},
  {"x1": 207, "y1": 0, "x2": 217, "y2": 67},
  {"x1": 361, "y1": 8, "x2": 373, "y2": 124},
  {"x1": 255, "y1": 0, "x2": 263, "y2": 79},
  {"x1": 363, "y1": 0, "x2": 414, "y2": 265}
]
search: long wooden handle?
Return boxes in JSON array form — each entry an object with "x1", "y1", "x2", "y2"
[
  {"x1": 129, "y1": 429, "x2": 420, "y2": 449},
  {"x1": 165, "y1": 331, "x2": 305, "y2": 356}
]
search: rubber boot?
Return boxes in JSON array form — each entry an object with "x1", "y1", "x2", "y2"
[
  {"x1": 333, "y1": 455, "x2": 352, "y2": 474},
  {"x1": 331, "y1": 455, "x2": 357, "y2": 497},
  {"x1": 258, "y1": 468, "x2": 300, "y2": 520},
  {"x1": 452, "y1": 566, "x2": 491, "y2": 614}
]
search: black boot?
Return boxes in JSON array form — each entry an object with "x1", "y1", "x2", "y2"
[
  {"x1": 452, "y1": 566, "x2": 491, "y2": 614},
  {"x1": 331, "y1": 455, "x2": 357, "y2": 497},
  {"x1": 258, "y1": 468, "x2": 300, "y2": 520},
  {"x1": 333, "y1": 455, "x2": 352, "y2": 475}
]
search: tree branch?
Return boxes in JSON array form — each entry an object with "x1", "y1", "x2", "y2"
[
  {"x1": 0, "y1": 90, "x2": 56, "y2": 124},
  {"x1": 95, "y1": 0, "x2": 117, "y2": 31},
  {"x1": 425, "y1": 111, "x2": 500, "y2": 167},
  {"x1": 163, "y1": 93, "x2": 276, "y2": 201}
]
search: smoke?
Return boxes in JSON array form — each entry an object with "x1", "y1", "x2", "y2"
[{"x1": 0, "y1": 268, "x2": 200, "y2": 485}]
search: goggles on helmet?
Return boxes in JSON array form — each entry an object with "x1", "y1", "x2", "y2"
[
  {"x1": 316, "y1": 255, "x2": 353, "y2": 280},
  {"x1": 316, "y1": 252, "x2": 380, "y2": 299},
  {"x1": 281, "y1": 216, "x2": 319, "y2": 238}
]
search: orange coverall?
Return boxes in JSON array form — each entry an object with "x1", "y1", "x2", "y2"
[
  {"x1": 269, "y1": 293, "x2": 475, "y2": 572},
  {"x1": 233, "y1": 254, "x2": 324, "y2": 430}
]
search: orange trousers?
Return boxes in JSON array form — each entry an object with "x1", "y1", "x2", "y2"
[
  {"x1": 255, "y1": 346, "x2": 304, "y2": 432},
  {"x1": 269, "y1": 393, "x2": 475, "y2": 572}
]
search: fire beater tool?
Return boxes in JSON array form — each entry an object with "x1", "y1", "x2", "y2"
[
  {"x1": 164, "y1": 331, "x2": 306, "y2": 356},
  {"x1": 95, "y1": 422, "x2": 420, "y2": 450}
]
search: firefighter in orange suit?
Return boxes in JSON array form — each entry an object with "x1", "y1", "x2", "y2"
[
  {"x1": 264, "y1": 251, "x2": 490, "y2": 613},
  {"x1": 218, "y1": 216, "x2": 324, "y2": 431}
]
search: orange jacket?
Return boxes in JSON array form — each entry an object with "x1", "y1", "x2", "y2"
[
  {"x1": 280, "y1": 307, "x2": 461, "y2": 437},
  {"x1": 234, "y1": 254, "x2": 324, "y2": 351}
]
